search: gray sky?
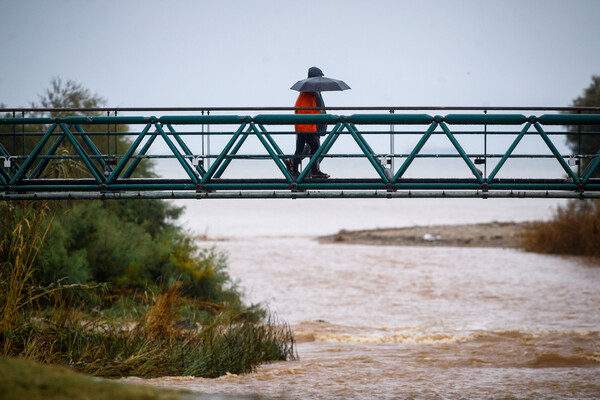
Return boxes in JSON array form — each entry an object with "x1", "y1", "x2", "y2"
[
  {"x1": 1, "y1": 0, "x2": 599, "y2": 181},
  {"x1": 1, "y1": 0, "x2": 599, "y2": 109}
]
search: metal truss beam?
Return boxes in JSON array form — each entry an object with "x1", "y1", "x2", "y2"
[{"x1": 1, "y1": 111, "x2": 599, "y2": 200}]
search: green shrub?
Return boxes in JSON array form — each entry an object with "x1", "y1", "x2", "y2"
[{"x1": 34, "y1": 199, "x2": 241, "y2": 306}]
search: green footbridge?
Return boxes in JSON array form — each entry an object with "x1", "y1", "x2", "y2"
[{"x1": 1, "y1": 107, "x2": 599, "y2": 200}]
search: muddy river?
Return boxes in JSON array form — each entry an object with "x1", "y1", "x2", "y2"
[{"x1": 129, "y1": 198, "x2": 600, "y2": 399}]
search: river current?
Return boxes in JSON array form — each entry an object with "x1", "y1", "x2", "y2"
[{"x1": 130, "y1": 198, "x2": 600, "y2": 399}]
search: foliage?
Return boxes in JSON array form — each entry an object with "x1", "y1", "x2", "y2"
[
  {"x1": 520, "y1": 199, "x2": 600, "y2": 260},
  {"x1": 35, "y1": 200, "x2": 240, "y2": 306},
  {"x1": 565, "y1": 75, "x2": 600, "y2": 177},
  {"x1": 1, "y1": 77, "x2": 154, "y2": 179},
  {"x1": 1, "y1": 202, "x2": 295, "y2": 379},
  {"x1": 36, "y1": 78, "x2": 106, "y2": 113}
]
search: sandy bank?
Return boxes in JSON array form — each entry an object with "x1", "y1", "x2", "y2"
[{"x1": 318, "y1": 221, "x2": 528, "y2": 249}]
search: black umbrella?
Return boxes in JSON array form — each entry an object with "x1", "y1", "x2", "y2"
[{"x1": 290, "y1": 76, "x2": 351, "y2": 92}]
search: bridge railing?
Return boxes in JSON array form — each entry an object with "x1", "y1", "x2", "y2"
[{"x1": 1, "y1": 107, "x2": 599, "y2": 199}]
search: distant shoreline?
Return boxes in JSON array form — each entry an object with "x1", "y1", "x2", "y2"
[{"x1": 318, "y1": 221, "x2": 528, "y2": 249}]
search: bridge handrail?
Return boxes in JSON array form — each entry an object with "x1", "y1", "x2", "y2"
[
  {"x1": 2, "y1": 106, "x2": 600, "y2": 113},
  {"x1": 1, "y1": 113, "x2": 600, "y2": 126}
]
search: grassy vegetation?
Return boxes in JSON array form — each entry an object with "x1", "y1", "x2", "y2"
[
  {"x1": 1, "y1": 287, "x2": 295, "y2": 378},
  {"x1": 0, "y1": 200, "x2": 296, "y2": 379},
  {"x1": 520, "y1": 199, "x2": 600, "y2": 260}
]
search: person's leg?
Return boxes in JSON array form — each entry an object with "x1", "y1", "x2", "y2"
[
  {"x1": 285, "y1": 134, "x2": 309, "y2": 177},
  {"x1": 295, "y1": 134, "x2": 309, "y2": 157},
  {"x1": 306, "y1": 135, "x2": 329, "y2": 178}
]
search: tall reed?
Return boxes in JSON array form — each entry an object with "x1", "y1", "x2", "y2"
[
  {"x1": 0, "y1": 201, "x2": 52, "y2": 332},
  {"x1": 3, "y1": 285, "x2": 296, "y2": 378}
]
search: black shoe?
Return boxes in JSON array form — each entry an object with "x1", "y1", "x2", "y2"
[
  {"x1": 284, "y1": 159, "x2": 299, "y2": 179},
  {"x1": 310, "y1": 170, "x2": 330, "y2": 179}
]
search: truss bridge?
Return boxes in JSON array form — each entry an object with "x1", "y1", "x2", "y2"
[{"x1": 1, "y1": 107, "x2": 599, "y2": 200}]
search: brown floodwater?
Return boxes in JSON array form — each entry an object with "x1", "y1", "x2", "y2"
[{"x1": 128, "y1": 232, "x2": 600, "y2": 399}]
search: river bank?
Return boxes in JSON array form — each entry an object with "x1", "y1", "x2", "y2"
[{"x1": 318, "y1": 221, "x2": 527, "y2": 248}]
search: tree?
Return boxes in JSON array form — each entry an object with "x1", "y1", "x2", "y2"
[
  {"x1": 1, "y1": 79, "x2": 207, "y2": 296},
  {"x1": 565, "y1": 75, "x2": 600, "y2": 177},
  {"x1": 1, "y1": 78, "x2": 157, "y2": 179},
  {"x1": 36, "y1": 78, "x2": 105, "y2": 114},
  {"x1": 1, "y1": 78, "x2": 108, "y2": 151}
]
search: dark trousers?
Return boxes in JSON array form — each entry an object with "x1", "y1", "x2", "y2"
[{"x1": 294, "y1": 133, "x2": 322, "y2": 172}]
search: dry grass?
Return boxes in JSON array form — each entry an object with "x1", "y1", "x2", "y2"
[
  {"x1": 520, "y1": 199, "x2": 600, "y2": 260},
  {"x1": 0, "y1": 201, "x2": 52, "y2": 332},
  {"x1": 136, "y1": 283, "x2": 183, "y2": 338}
]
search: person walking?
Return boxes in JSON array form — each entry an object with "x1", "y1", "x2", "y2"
[{"x1": 285, "y1": 66, "x2": 330, "y2": 179}]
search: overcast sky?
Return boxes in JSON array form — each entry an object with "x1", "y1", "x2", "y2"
[{"x1": 1, "y1": 0, "x2": 599, "y2": 109}]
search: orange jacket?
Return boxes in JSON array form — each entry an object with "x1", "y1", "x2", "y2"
[{"x1": 294, "y1": 92, "x2": 319, "y2": 133}]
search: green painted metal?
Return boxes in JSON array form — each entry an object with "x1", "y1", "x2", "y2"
[
  {"x1": 298, "y1": 122, "x2": 343, "y2": 182},
  {"x1": 393, "y1": 122, "x2": 439, "y2": 181},
  {"x1": 258, "y1": 124, "x2": 285, "y2": 155},
  {"x1": 1, "y1": 111, "x2": 599, "y2": 199},
  {"x1": 106, "y1": 123, "x2": 153, "y2": 183},
  {"x1": 253, "y1": 114, "x2": 338, "y2": 125},
  {"x1": 122, "y1": 126, "x2": 159, "y2": 179},
  {"x1": 58, "y1": 123, "x2": 105, "y2": 183},
  {"x1": 63, "y1": 116, "x2": 151, "y2": 125},
  {"x1": 9, "y1": 123, "x2": 57, "y2": 184},
  {"x1": 0, "y1": 142, "x2": 19, "y2": 177},
  {"x1": 248, "y1": 122, "x2": 295, "y2": 182},
  {"x1": 30, "y1": 132, "x2": 66, "y2": 179},
  {"x1": 201, "y1": 123, "x2": 247, "y2": 183},
  {"x1": 74, "y1": 124, "x2": 112, "y2": 174},
  {"x1": 439, "y1": 122, "x2": 484, "y2": 183},
  {"x1": 444, "y1": 114, "x2": 528, "y2": 125},
  {"x1": 581, "y1": 150, "x2": 600, "y2": 183},
  {"x1": 347, "y1": 114, "x2": 433, "y2": 125},
  {"x1": 213, "y1": 126, "x2": 252, "y2": 179},
  {"x1": 160, "y1": 115, "x2": 250, "y2": 125},
  {"x1": 166, "y1": 124, "x2": 207, "y2": 176},
  {"x1": 533, "y1": 122, "x2": 580, "y2": 184},
  {"x1": 345, "y1": 123, "x2": 390, "y2": 182},
  {"x1": 155, "y1": 123, "x2": 200, "y2": 184},
  {"x1": 487, "y1": 122, "x2": 532, "y2": 181},
  {"x1": 0, "y1": 117, "x2": 55, "y2": 125},
  {"x1": 537, "y1": 114, "x2": 600, "y2": 125}
]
